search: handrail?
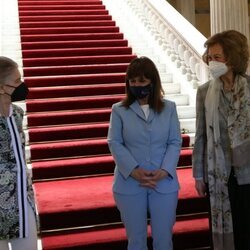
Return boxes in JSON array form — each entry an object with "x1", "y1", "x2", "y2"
[
  {"x1": 103, "y1": 0, "x2": 210, "y2": 87},
  {"x1": 146, "y1": 0, "x2": 209, "y2": 84},
  {"x1": 148, "y1": 0, "x2": 205, "y2": 56}
]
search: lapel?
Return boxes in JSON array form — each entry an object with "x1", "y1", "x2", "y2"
[{"x1": 130, "y1": 101, "x2": 155, "y2": 122}]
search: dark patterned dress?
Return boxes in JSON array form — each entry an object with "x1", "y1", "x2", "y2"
[{"x1": 0, "y1": 104, "x2": 36, "y2": 240}]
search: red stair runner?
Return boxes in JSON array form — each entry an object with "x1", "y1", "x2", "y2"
[
  {"x1": 40, "y1": 216, "x2": 209, "y2": 250},
  {"x1": 34, "y1": 168, "x2": 208, "y2": 231},
  {"x1": 17, "y1": 0, "x2": 211, "y2": 249}
]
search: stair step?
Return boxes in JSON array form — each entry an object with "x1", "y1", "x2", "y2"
[
  {"x1": 25, "y1": 83, "x2": 190, "y2": 102},
  {"x1": 41, "y1": 216, "x2": 210, "y2": 250},
  {"x1": 20, "y1": 32, "x2": 124, "y2": 42},
  {"x1": 29, "y1": 136, "x2": 191, "y2": 161},
  {"x1": 25, "y1": 73, "x2": 126, "y2": 88},
  {"x1": 21, "y1": 26, "x2": 119, "y2": 35},
  {"x1": 18, "y1": 1, "x2": 102, "y2": 6},
  {"x1": 162, "y1": 83, "x2": 181, "y2": 94},
  {"x1": 19, "y1": 5, "x2": 105, "y2": 11},
  {"x1": 160, "y1": 73, "x2": 173, "y2": 83},
  {"x1": 21, "y1": 39, "x2": 127, "y2": 50},
  {"x1": 28, "y1": 83, "x2": 125, "y2": 99},
  {"x1": 28, "y1": 123, "x2": 111, "y2": 142},
  {"x1": 20, "y1": 20, "x2": 116, "y2": 29},
  {"x1": 23, "y1": 54, "x2": 136, "y2": 67},
  {"x1": 24, "y1": 64, "x2": 129, "y2": 77},
  {"x1": 26, "y1": 95, "x2": 124, "y2": 113},
  {"x1": 28, "y1": 123, "x2": 190, "y2": 147},
  {"x1": 31, "y1": 147, "x2": 192, "y2": 180},
  {"x1": 179, "y1": 118, "x2": 196, "y2": 134},
  {"x1": 30, "y1": 138, "x2": 109, "y2": 160},
  {"x1": 34, "y1": 168, "x2": 208, "y2": 231},
  {"x1": 22, "y1": 47, "x2": 132, "y2": 58},
  {"x1": 26, "y1": 105, "x2": 195, "y2": 130},
  {"x1": 27, "y1": 108, "x2": 112, "y2": 127},
  {"x1": 177, "y1": 105, "x2": 195, "y2": 119},
  {"x1": 165, "y1": 94, "x2": 189, "y2": 106},
  {"x1": 32, "y1": 155, "x2": 116, "y2": 180},
  {"x1": 19, "y1": 14, "x2": 113, "y2": 22},
  {"x1": 19, "y1": 9, "x2": 109, "y2": 16}
]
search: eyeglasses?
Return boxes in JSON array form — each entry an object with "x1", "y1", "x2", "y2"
[{"x1": 204, "y1": 54, "x2": 225, "y2": 63}]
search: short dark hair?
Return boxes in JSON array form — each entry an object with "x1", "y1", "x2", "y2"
[
  {"x1": 202, "y1": 30, "x2": 249, "y2": 75},
  {"x1": 0, "y1": 56, "x2": 18, "y2": 85},
  {"x1": 122, "y1": 56, "x2": 165, "y2": 113}
]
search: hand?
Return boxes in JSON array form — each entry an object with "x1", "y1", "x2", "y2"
[
  {"x1": 195, "y1": 179, "x2": 207, "y2": 197},
  {"x1": 149, "y1": 169, "x2": 168, "y2": 182},
  {"x1": 141, "y1": 169, "x2": 169, "y2": 188},
  {"x1": 130, "y1": 168, "x2": 168, "y2": 189},
  {"x1": 130, "y1": 167, "x2": 153, "y2": 184}
]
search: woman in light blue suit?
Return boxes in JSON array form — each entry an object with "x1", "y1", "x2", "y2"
[{"x1": 107, "y1": 57, "x2": 182, "y2": 250}]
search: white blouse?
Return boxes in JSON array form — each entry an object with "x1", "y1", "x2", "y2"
[{"x1": 140, "y1": 104, "x2": 150, "y2": 119}]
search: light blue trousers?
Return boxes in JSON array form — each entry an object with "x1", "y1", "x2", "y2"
[{"x1": 114, "y1": 189, "x2": 178, "y2": 250}]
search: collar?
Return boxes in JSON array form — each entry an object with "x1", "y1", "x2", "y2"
[{"x1": 130, "y1": 101, "x2": 155, "y2": 122}]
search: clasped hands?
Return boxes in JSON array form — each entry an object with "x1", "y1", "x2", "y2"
[{"x1": 130, "y1": 167, "x2": 168, "y2": 189}]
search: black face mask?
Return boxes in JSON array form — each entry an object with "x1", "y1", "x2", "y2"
[
  {"x1": 130, "y1": 84, "x2": 152, "y2": 99},
  {"x1": 10, "y1": 82, "x2": 29, "y2": 102}
]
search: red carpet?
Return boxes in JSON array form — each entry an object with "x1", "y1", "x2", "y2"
[{"x1": 17, "y1": 0, "x2": 211, "y2": 249}]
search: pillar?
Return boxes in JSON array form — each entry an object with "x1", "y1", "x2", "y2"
[{"x1": 210, "y1": 0, "x2": 249, "y2": 40}]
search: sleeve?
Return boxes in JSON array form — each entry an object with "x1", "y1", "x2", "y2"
[
  {"x1": 107, "y1": 105, "x2": 138, "y2": 179},
  {"x1": 192, "y1": 85, "x2": 207, "y2": 180},
  {"x1": 160, "y1": 102, "x2": 182, "y2": 178}
]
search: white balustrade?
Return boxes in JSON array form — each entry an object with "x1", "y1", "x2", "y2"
[{"x1": 103, "y1": 0, "x2": 210, "y2": 88}]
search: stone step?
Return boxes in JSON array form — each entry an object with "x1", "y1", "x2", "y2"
[
  {"x1": 162, "y1": 83, "x2": 181, "y2": 94},
  {"x1": 179, "y1": 118, "x2": 196, "y2": 133},
  {"x1": 177, "y1": 105, "x2": 195, "y2": 119},
  {"x1": 165, "y1": 94, "x2": 189, "y2": 106}
]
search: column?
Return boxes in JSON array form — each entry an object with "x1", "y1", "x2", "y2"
[{"x1": 210, "y1": 0, "x2": 249, "y2": 40}]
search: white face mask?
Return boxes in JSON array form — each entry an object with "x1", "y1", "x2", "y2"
[{"x1": 208, "y1": 61, "x2": 228, "y2": 79}]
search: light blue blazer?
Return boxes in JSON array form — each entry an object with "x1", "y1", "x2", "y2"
[{"x1": 107, "y1": 99, "x2": 182, "y2": 195}]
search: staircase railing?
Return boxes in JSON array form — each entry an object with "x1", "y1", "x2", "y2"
[{"x1": 103, "y1": 0, "x2": 210, "y2": 95}]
